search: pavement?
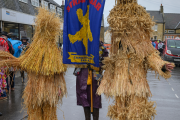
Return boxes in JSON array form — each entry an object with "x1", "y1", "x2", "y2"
[{"x1": 0, "y1": 67, "x2": 180, "y2": 120}]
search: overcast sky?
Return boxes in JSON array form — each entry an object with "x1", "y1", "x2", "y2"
[{"x1": 54, "y1": 0, "x2": 180, "y2": 26}]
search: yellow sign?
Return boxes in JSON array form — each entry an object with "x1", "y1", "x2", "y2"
[
  {"x1": 68, "y1": 52, "x2": 95, "y2": 64},
  {"x1": 68, "y1": 5, "x2": 93, "y2": 55}
]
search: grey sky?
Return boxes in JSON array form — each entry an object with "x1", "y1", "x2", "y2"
[{"x1": 54, "y1": 0, "x2": 180, "y2": 26}]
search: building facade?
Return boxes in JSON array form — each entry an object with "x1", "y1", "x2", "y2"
[
  {"x1": 0, "y1": 0, "x2": 62, "y2": 42},
  {"x1": 100, "y1": 14, "x2": 104, "y2": 42},
  {"x1": 164, "y1": 13, "x2": 180, "y2": 40},
  {"x1": 147, "y1": 4, "x2": 180, "y2": 41},
  {"x1": 147, "y1": 5, "x2": 165, "y2": 41}
]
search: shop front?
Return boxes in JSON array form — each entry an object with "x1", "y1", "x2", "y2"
[{"x1": 0, "y1": 8, "x2": 35, "y2": 42}]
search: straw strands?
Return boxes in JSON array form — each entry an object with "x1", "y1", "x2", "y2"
[
  {"x1": 97, "y1": 0, "x2": 174, "y2": 119},
  {"x1": 19, "y1": 7, "x2": 66, "y2": 76},
  {"x1": 23, "y1": 72, "x2": 67, "y2": 120},
  {"x1": 21, "y1": 7, "x2": 67, "y2": 120},
  {"x1": 0, "y1": 7, "x2": 67, "y2": 120},
  {"x1": 0, "y1": 51, "x2": 20, "y2": 68}
]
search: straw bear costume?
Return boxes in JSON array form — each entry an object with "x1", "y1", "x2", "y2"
[
  {"x1": 97, "y1": 0, "x2": 174, "y2": 119},
  {"x1": 0, "y1": 8, "x2": 66, "y2": 120}
]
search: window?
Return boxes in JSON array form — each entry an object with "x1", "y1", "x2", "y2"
[
  {"x1": 165, "y1": 30, "x2": 167, "y2": 33},
  {"x1": 167, "y1": 40, "x2": 180, "y2": 48},
  {"x1": 57, "y1": 7, "x2": 62, "y2": 16},
  {"x1": 168, "y1": 30, "x2": 175, "y2": 33},
  {"x1": 153, "y1": 25, "x2": 158, "y2": 31},
  {"x1": 50, "y1": 4, "x2": 56, "y2": 13},
  {"x1": 154, "y1": 36, "x2": 157, "y2": 40},
  {"x1": 19, "y1": 0, "x2": 28, "y2": 3},
  {"x1": 172, "y1": 36, "x2": 174, "y2": 39},
  {"x1": 165, "y1": 36, "x2": 167, "y2": 40},
  {"x1": 20, "y1": 24, "x2": 33, "y2": 42},
  {"x1": 4, "y1": 23, "x2": 19, "y2": 39},
  {"x1": 31, "y1": 0, "x2": 39, "y2": 7},
  {"x1": 42, "y1": 0, "x2": 48, "y2": 9},
  {"x1": 168, "y1": 36, "x2": 170, "y2": 38}
]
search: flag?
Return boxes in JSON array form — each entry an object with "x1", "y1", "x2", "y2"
[{"x1": 63, "y1": 0, "x2": 106, "y2": 69}]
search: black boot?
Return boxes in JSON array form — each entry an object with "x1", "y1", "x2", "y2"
[
  {"x1": 93, "y1": 108, "x2": 99, "y2": 120},
  {"x1": 0, "y1": 112, "x2": 2, "y2": 116},
  {"x1": 83, "y1": 107, "x2": 91, "y2": 120}
]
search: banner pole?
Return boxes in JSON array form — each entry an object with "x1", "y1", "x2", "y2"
[{"x1": 90, "y1": 69, "x2": 93, "y2": 113}]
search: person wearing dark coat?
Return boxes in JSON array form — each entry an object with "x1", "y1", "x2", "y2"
[
  {"x1": 74, "y1": 41, "x2": 108, "y2": 120},
  {"x1": 18, "y1": 36, "x2": 29, "y2": 83}
]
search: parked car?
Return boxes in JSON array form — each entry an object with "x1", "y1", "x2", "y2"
[{"x1": 163, "y1": 38, "x2": 180, "y2": 66}]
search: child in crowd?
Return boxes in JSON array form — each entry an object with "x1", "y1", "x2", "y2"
[{"x1": 0, "y1": 68, "x2": 7, "y2": 100}]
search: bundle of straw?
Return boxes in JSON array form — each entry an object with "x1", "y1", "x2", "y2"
[
  {"x1": 97, "y1": 0, "x2": 174, "y2": 120},
  {"x1": 0, "y1": 7, "x2": 67, "y2": 120}
]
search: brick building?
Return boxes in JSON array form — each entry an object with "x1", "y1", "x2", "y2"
[
  {"x1": 147, "y1": 4, "x2": 180, "y2": 41},
  {"x1": 164, "y1": 13, "x2": 180, "y2": 40},
  {"x1": 147, "y1": 10, "x2": 164, "y2": 41},
  {"x1": 147, "y1": 5, "x2": 165, "y2": 41},
  {"x1": 100, "y1": 14, "x2": 104, "y2": 42}
]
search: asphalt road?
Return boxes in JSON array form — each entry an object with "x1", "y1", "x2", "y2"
[{"x1": 0, "y1": 67, "x2": 180, "y2": 120}]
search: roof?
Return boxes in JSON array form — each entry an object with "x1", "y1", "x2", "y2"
[
  {"x1": 147, "y1": 11, "x2": 164, "y2": 23},
  {"x1": 45, "y1": 0, "x2": 61, "y2": 7},
  {"x1": 0, "y1": 0, "x2": 37, "y2": 15},
  {"x1": 0, "y1": 0, "x2": 61, "y2": 16},
  {"x1": 176, "y1": 22, "x2": 180, "y2": 29},
  {"x1": 164, "y1": 13, "x2": 180, "y2": 29}
]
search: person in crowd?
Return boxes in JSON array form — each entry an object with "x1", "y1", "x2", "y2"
[
  {"x1": 158, "y1": 41, "x2": 164, "y2": 56},
  {"x1": 18, "y1": 36, "x2": 29, "y2": 83},
  {"x1": 151, "y1": 40, "x2": 156, "y2": 48},
  {"x1": 7, "y1": 33, "x2": 18, "y2": 40},
  {"x1": 74, "y1": 41, "x2": 108, "y2": 120},
  {"x1": 0, "y1": 29, "x2": 5, "y2": 116},
  {"x1": 154, "y1": 40, "x2": 159, "y2": 50},
  {"x1": 1, "y1": 32, "x2": 15, "y2": 91},
  {"x1": 0, "y1": 33, "x2": 9, "y2": 102},
  {"x1": 1, "y1": 32, "x2": 14, "y2": 54},
  {"x1": 0, "y1": 68, "x2": 7, "y2": 100}
]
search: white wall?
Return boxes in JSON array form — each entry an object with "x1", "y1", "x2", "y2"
[
  {"x1": 0, "y1": 8, "x2": 35, "y2": 25},
  {"x1": 104, "y1": 31, "x2": 111, "y2": 44}
]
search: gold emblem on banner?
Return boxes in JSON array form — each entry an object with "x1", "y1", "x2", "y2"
[
  {"x1": 68, "y1": 52, "x2": 95, "y2": 64},
  {"x1": 68, "y1": 5, "x2": 93, "y2": 55}
]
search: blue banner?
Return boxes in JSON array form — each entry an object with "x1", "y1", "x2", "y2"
[{"x1": 63, "y1": 0, "x2": 106, "y2": 68}]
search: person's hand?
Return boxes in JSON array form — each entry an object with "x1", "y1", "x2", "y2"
[
  {"x1": 165, "y1": 63, "x2": 174, "y2": 72},
  {"x1": 27, "y1": 43, "x2": 30, "y2": 47}
]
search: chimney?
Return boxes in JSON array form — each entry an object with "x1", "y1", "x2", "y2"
[
  {"x1": 160, "y1": 4, "x2": 163, "y2": 14},
  {"x1": 62, "y1": 0, "x2": 64, "y2": 5}
]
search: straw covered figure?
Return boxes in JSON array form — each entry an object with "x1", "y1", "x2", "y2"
[
  {"x1": 97, "y1": 0, "x2": 174, "y2": 120},
  {"x1": 0, "y1": 8, "x2": 67, "y2": 120}
]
